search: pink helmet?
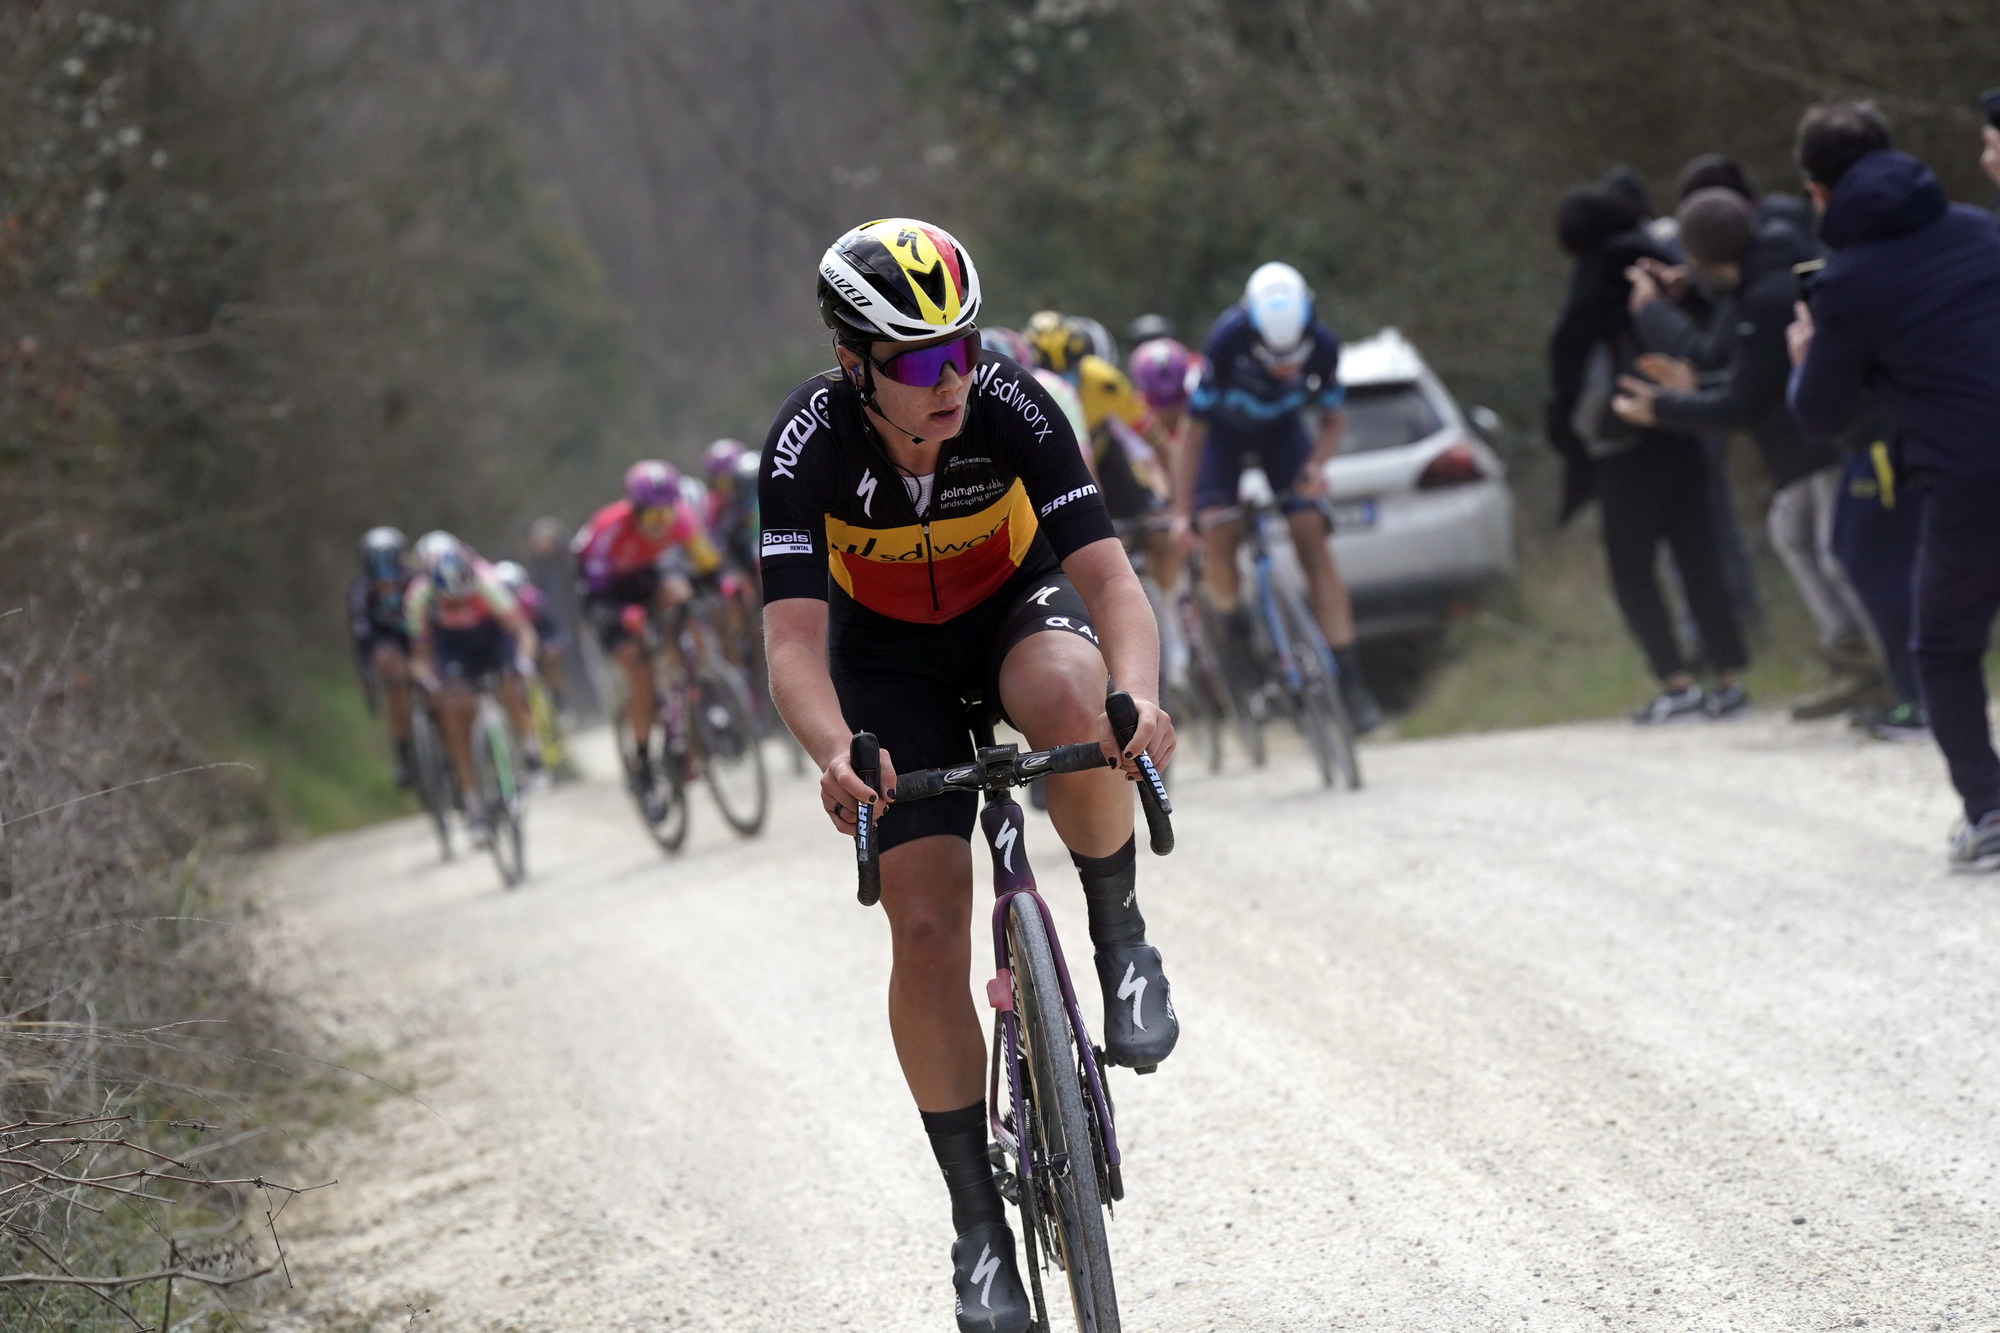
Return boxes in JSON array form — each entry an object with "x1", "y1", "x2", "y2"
[
  {"x1": 624, "y1": 459, "x2": 681, "y2": 509},
  {"x1": 1129, "y1": 338, "x2": 1193, "y2": 409},
  {"x1": 703, "y1": 439, "x2": 747, "y2": 480}
]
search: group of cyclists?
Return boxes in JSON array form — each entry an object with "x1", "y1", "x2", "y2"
[
  {"x1": 346, "y1": 441, "x2": 764, "y2": 842},
  {"x1": 347, "y1": 212, "x2": 1381, "y2": 1331}
]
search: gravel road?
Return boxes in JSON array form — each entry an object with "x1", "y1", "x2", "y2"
[{"x1": 257, "y1": 715, "x2": 2000, "y2": 1332}]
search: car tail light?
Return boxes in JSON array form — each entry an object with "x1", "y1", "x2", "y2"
[{"x1": 1417, "y1": 440, "x2": 1484, "y2": 490}]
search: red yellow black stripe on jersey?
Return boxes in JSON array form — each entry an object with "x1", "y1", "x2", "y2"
[{"x1": 825, "y1": 479, "x2": 1039, "y2": 624}]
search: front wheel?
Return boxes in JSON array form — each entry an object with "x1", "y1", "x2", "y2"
[
  {"x1": 1009, "y1": 896, "x2": 1119, "y2": 1333},
  {"x1": 472, "y1": 699, "x2": 527, "y2": 886},
  {"x1": 692, "y1": 663, "x2": 768, "y2": 837}
]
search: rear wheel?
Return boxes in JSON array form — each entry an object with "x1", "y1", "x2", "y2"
[
  {"x1": 1009, "y1": 896, "x2": 1119, "y2": 1333},
  {"x1": 693, "y1": 663, "x2": 768, "y2": 836}
]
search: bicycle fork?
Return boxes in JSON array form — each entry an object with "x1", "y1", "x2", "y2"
[{"x1": 981, "y1": 797, "x2": 1124, "y2": 1195}]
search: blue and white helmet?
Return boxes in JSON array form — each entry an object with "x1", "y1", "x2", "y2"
[{"x1": 1243, "y1": 262, "x2": 1313, "y2": 354}]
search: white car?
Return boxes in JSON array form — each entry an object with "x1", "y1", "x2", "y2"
[{"x1": 1321, "y1": 328, "x2": 1515, "y2": 639}]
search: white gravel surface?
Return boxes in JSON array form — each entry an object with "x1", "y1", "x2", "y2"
[{"x1": 256, "y1": 714, "x2": 2000, "y2": 1331}]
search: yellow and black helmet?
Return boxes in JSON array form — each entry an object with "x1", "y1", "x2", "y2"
[
  {"x1": 1025, "y1": 309, "x2": 1090, "y2": 374},
  {"x1": 817, "y1": 218, "x2": 982, "y2": 345}
]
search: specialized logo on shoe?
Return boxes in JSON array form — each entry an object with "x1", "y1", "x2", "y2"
[
  {"x1": 994, "y1": 821, "x2": 1019, "y2": 872},
  {"x1": 1117, "y1": 961, "x2": 1147, "y2": 1031},
  {"x1": 856, "y1": 468, "x2": 878, "y2": 518},
  {"x1": 970, "y1": 1242, "x2": 1001, "y2": 1308}
]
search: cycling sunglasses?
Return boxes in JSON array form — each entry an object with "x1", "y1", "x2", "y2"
[{"x1": 867, "y1": 329, "x2": 982, "y2": 387}]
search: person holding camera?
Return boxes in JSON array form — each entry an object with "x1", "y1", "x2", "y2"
[
  {"x1": 1787, "y1": 101, "x2": 2000, "y2": 873},
  {"x1": 1614, "y1": 189, "x2": 1870, "y2": 720}
]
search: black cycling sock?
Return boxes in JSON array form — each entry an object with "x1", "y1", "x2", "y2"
[
  {"x1": 1332, "y1": 644, "x2": 1367, "y2": 686},
  {"x1": 921, "y1": 1101, "x2": 1005, "y2": 1235},
  {"x1": 1073, "y1": 835, "x2": 1145, "y2": 948}
]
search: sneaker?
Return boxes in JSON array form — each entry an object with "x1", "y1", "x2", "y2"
[
  {"x1": 1947, "y1": 811, "x2": 2000, "y2": 874},
  {"x1": 1631, "y1": 684, "x2": 1706, "y2": 725},
  {"x1": 1790, "y1": 669, "x2": 1887, "y2": 721},
  {"x1": 1705, "y1": 680, "x2": 1749, "y2": 719},
  {"x1": 950, "y1": 1222, "x2": 1032, "y2": 1333},
  {"x1": 1094, "y1": 942, "x2": 1178, "y2": 1070},
  {"x1": 1864, "y1": 700, "x2": 1930, "y2": 742}
]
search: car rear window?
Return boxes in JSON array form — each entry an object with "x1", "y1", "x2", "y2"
[{"x1": 1340, "y1": 382, "x2": 1444, "y2": 453}]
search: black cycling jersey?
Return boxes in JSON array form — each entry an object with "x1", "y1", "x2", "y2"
[{"x1": 757, "y1": 352, "x2": 1117, "y2": 628}]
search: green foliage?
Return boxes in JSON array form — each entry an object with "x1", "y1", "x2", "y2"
[{"x1": 226, "y1": 654, "x2": 413, "y2": 836}]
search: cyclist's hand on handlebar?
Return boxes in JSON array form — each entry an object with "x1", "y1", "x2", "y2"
[
  {"x1": 1295, "y1": 467, "x2": 1329, "y2": 500},
  {"x1": 822, "y1": 746, "x2": 898, "y2": 835},
  {"x1": 1169, "y1": 512, "x2": 1200, "y2": 555},
  {"x1": 1099, "y1": 696, "x2": 1175, "y2": 777}
]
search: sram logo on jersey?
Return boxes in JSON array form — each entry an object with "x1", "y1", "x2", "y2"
[
  {"x1": 770, "y1": 388, "x2": 831, "y2": 480},
  {"x1": 1038, "y1": 483, "x2": 1098, "y2": 518},
  {"x1": 762, "y1": 530, "x2": 814, "y2": 557},
  {"x1": 973, "y1": 362, "x2": 1057, "y2": 444}
]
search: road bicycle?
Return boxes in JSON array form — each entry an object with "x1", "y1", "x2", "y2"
[
  {"x1": 1201, "y1": 466, "x2": 1362, "y2": 789},
  {"x1": 464, "y1": 671, "x2": 529, "y2": 887},
  {"x1": 1111, "y1": 515, "x2": 1240, "y2": 778},
  {"x1": 615, "y1": 594, "x2": 769, "y2": 852},
  {"x1": 849, "y1": 690, "x2": 1174, "y2": 1333}
]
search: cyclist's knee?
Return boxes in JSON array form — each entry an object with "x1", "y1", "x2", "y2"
[{"x1": 1003, "y1": 642, "x2": 1106, "y2": 746}]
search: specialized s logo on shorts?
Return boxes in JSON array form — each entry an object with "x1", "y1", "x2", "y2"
[{"x1": 762, "y1": 529, "x2": 814, "y2": 557}]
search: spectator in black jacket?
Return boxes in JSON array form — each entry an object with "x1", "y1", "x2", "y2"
[
  {"x1": 1614, "y1": 188, "x2": 1876, "y2": 720},
  {"x1": 1787, "y1": 101, "x2": 2000, "y2": 872},
  {"x1": 1546, "y1": 185, "x2": 1749, "y2": 724}
]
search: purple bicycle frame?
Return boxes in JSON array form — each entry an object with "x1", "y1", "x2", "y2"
[{"x1": 978, "y1": 797, "x2": 1122, "y2": 1184}]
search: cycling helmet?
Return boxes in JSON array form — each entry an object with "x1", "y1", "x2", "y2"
[
  {"x1": 1129, "y1": 338, "x2": 1194, "y2": 410},
  {"x1": 414, "y1": 529, "x2": 459, "y2": 573},
  {"x1": 980, "y1": 326, "x2": 1035, "y2": 367},
  {"x1": 434, "y1": 550, "x2": 477, "y2": 597},
  {"x1": 678, "y1": 473, "x2": 708, "y2": 511},
  {"x1": 732, "y1": 450, "x2": 761, "y2": 487},
  {"x1": 703, "y1": 438, "x2": 746, "y2": 480},
  {"x1": 1033, "y1": 368, "x2": 1090, "y2": 460},
  {"x1": 817, "y1": 217, "x2": 982, "y2": 344},
  {"x1": 1025, "y1": 310, "x2": 1088, "y2": 374},
  {"x1": 492, "y1": 559, "x2": 529, "y2": 591},
  {"x1": 1244, "y1": 262, "x2": 1313, "y2": 354},
  {"x1": 624, "y1": 459, "x2": 681, "y2": 510},
  {"x1": 359, "y1": 526, "x2": 406, "y2": 580},
  {"x1": 1125, "y1": 313, "x2": 1176, "y2": 348},
  {"x1": 1066, "y1": 315, "x2": 1119, "y2": 366}
]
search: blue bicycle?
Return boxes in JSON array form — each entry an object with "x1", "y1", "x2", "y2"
[{"x1": 1203, "y1": 469, "x2": 1362, "y2": 789}]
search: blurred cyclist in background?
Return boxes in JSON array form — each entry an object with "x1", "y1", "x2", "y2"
[
  {"x1": 494, "y1": 559, "x2": 568, "y2": 703},
  {"x1": 573, "y1": 460, "x2": 723, "y2": 795},
  {"x1": 703, "y1": 438, "x2": 763, "y2": 580},
  {"x1": 350, "y1": 526, "x2": 416, "y2": 787},
  {"x1": 1172, "y1": 262, "x2": 1383, "y2": 732},
  {"x1": 406, "y1": 531, "x2": 541, "y2": 839}
]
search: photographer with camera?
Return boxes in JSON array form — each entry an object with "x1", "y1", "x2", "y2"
[
  {"x1": 1614, "y1": 189, "x2": 1869, "y2": 721},
  {"x1": 1787, "y1": 101, "x2": 2000, "y2": 872}
]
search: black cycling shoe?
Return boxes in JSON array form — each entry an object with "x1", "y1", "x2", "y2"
[
  {"x1": 950, "y1": 1222, "x2": 1032, "y2": 1333},
  {"x1": 1095, "y1": 942, "x2": 1178, "y2": 1070}
]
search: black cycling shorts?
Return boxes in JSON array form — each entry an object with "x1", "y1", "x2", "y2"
[
  {"x1": 433, "y1": 620, "x2": 513, "y2": 681},
  {"x1": 586, "y1": 569, "x2": 662, "y2": 652},
  {"x1": 830, "y1": 566, "x2": 1100, "y2": 853}
]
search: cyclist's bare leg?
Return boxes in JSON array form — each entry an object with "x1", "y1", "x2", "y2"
[
  {"x1": 1199, "y1": 510, "x2": 1243, "y2": 612},
  {"x1": 496, "y1": 673, "x2": 534, "y2": 746},
  {"x1": 435, "y1": 684, "x2": 479, "y2": 795},
  {"x1": 1143, "y1": 528, "x2": 1186, "y2": 597},
  {"x1": 614, "y1": 641, "x2": 654, "y2": 748},
  {"x1": 371, "y1": 640, "x2": 413, "y2": 743},
  {"x1": 998, "y1": 630, "x2": 1133, "y2": 858},
  {"x1": 877, "y1": 834, "x2": 985, "y2": 1111},
  {"x1": 1287, "y1": 506, "x2": 1357, "y2": 649}
]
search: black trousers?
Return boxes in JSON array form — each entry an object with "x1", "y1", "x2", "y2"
[
  {"x1": 1597, "y1": 436, "x2": 1749, "y2": 681},
  {"x1": 1911, "y1": 471, "x2": 2000, "y2": 822}
]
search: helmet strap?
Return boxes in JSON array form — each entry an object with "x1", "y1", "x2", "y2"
[{"x1": 847, "y1": 347, "x2": 931, "y2": 448}]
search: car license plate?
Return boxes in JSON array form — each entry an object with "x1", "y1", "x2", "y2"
[{"x1": 1329, "y1": 498, "x2": 1377, "y2": 530}]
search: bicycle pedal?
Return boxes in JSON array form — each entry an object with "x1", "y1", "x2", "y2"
[{"x1": 1134, "y1": 1064, "x2": 1158, "y2": 1076}]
